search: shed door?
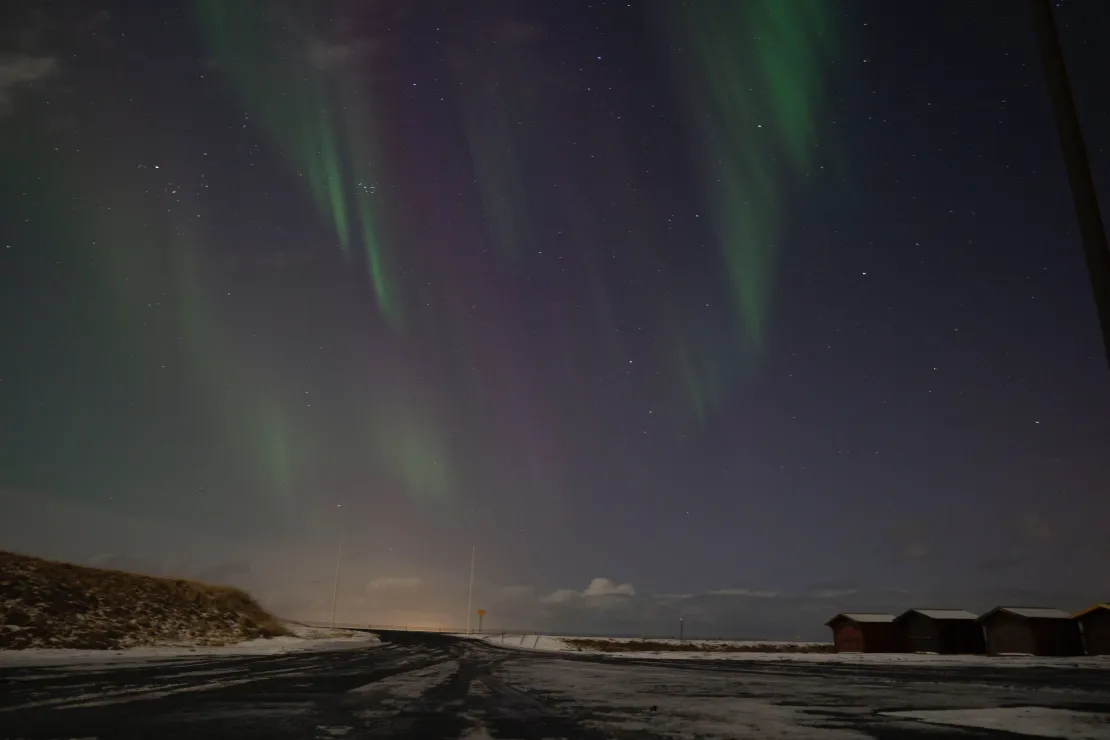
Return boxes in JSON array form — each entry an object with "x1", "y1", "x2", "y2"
[
  {"x1": 834, "y1": 623, "x2": 863, "y2": 652},
  {"x1": 986, "y1": 615, "x2": 1032, "y2": 655},
  {"x1": 903, "y1": 616, "x2": 937, "y2": 653},
  {"x1": 1085, "y1": 614, "x2": 1110, "y2": 656}
]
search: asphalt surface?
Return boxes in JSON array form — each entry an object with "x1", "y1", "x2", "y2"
[{"x1": 1, "y1": 631, "x2": 1109, "y2": 739}]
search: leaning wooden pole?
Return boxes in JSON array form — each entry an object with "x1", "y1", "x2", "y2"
[{"x1": 1030, "y1": 0, "x2": 1110, "y2": 375}]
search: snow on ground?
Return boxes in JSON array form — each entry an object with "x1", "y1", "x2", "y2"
[
  {"x1": 471, "y1": 633, "x2": 1110, "y2": 669},
  {"x1": 467, "y1": 633, "x2": 574, "y2": 653},
  {"x1": 502, "y1": 659, "x2": 857, "y2": 739},
  {"x1": 282, "y1": 621, "x2": 378, "y2": 641},
  {"x1": 0, "y1": 622, "x2": 378, "y2": 667},
  {"x1": 881, "y1": 707, "x2": 1110, "y2": 740},
  {"x1": 497, "y1": 650, "x2": 1110, "y2": 739}
]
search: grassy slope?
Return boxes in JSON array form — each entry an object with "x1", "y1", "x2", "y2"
[{"x1": 0, "y1": 550, "x2": 288, "y2": 650}]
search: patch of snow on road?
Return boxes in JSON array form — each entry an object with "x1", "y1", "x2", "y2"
[
  {"x1": 460, "y1": 723, "x2": 494, "y2": 740},
  {"x1": 883, "y1": 707, "x2": 1110, "y2": 739},
  {"x1": 501, "y1": 659, "x2": 868, "y2": 738},
  {"x1": 472, "y1": 633, "x2": 571, "y2": 652},
  {"x1": 282, "y1": 622, "x2": 374, "y2": 641},
  {"x1": 349, "y1": 660, "x2": 459, "y2": 699},
  {"x1": 351, "y1": 659, "x2": 461, "y2": 722}
]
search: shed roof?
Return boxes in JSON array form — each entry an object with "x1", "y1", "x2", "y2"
[
  {"x1": 825, "y1": 612, "x2": 896, "y2": 626},
  {"x1": 1073, "y1": 603, "x2": 1110, "y2": 619},
  {"x1": 897, "y1": 609, "x2": 978, "y2": 621},
  {"x1": 978, "y1": 606, "x2": 1072, "y2": 621}
]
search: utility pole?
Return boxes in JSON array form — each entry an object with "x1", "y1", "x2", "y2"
[
  {"x1": 1030, "y1": 0, "x2": 1110, "y2": 373},
  {"x1": 330, "y1": 505, "x2": 344, "y2": 628},
  {"x1": 466, "y1": 545, "x2": 476, "y2": 634},
  {"x1": 679, "y1": 616, "x2": 685, "y2": 642}
]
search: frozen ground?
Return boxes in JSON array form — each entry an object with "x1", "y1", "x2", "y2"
[
  {"x1": 496, "y1": 654, "x2": 1110, "y2": 739},
  {"x1": 1, "y1": 630, "x2": 1107, "y2": 738},
  {"x1": 473, "y1": 632, "x2": 1110, "y2": 669},
  {"x1": 0, "y1": 621, "x2": 378, "y2": 668}
]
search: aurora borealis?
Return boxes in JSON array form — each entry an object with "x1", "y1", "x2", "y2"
[{"x1": 2, "y1": 0, "x2": 1109, "y2": 637}]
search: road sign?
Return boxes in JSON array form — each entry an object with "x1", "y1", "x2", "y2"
[{"x1": 477, "y1": 609, "x2": 485, "y2": 616}]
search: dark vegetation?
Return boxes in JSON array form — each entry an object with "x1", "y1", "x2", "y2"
[{"x1": 0, "y1": 550, "x2": 287, "y2": 650}]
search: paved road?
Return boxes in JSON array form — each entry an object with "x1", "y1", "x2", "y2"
[{"x1": 2, "y1": 631, "x2": 1109, "y2": 739}]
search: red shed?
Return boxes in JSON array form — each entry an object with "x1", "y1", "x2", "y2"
[
  {"x1": 1074, "y1": 604, "x2": 1110, "y2": 656},
  {"x1": 978, "y1": 607, "x2": 1083, "y2": 656},
  {"x1": 825, "y1": 613, "x2": 900, "y2": 653}
]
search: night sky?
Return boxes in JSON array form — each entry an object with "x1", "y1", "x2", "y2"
[{"x1": 2, "y1": 0, "x2": 1108, "y2": 640}]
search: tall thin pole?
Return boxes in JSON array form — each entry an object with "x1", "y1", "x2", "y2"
[
  {"x1": 466, "y1": 545, "x2": 475, "y2": 634},
  {"x1": 1031, "y1": 0, "x2": 1110, "y2": 374},
  {"x1": 330, "y1": 527, "x2": 344, "y2": 628}
]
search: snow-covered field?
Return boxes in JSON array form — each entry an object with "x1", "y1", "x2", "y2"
[
  {"x1": 496, "y1": 651, "x2": 1110, "y2": 739},
  {"x1": 2, "y1": 634, "x2": 1108, "y2": 738},
  {"x1": 472, "y1": 633, "x2": 1110, "y2": 669},
  {"x1": 0, "y1": 621, "x2": 378, "y2": 667}
]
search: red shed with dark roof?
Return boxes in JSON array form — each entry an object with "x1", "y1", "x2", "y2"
[{"x1": 825, "y1": 613, "x2": 900, "y2": 653}]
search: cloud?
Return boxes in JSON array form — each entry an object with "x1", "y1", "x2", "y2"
[
  {"x1": 510, "y1": 576, "x2": 1103, "y2": 641},
  {"x1": 265, "y1": 0, "x2": 389, "y2": 74},
  {"x1": 0, "y1": 54, "x2": 57, "y2": 116},
  {"x1": 583, "y1": 577, "x2": 635, "y2": 598},
  {"x1": 5, "y1": 492, "x2": 1096, "y2": 640},
  {"x1": 706, "y1": 588, "x2": 778, "y2": 598},
  {"x1": 541, "y1": 577, "x2": 635, "y2": 604},
  {"x1": 366, "y1": 576, "x2": 423, "y2": 592},
  {"x1": 0, "y1": 1, "x2": 115, "y2": 117},
  {"x1": 540, "y1": 588, "x2": 580, "y2": 605},
  {"x1": 661, "y1": 587, "x2": 779, "y2": 600},
  {"x1": 807, "y1": 587, "x2": 857, "y2": 599}
]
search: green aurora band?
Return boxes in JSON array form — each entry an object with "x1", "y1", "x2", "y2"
[
  {"x1": 194, "y1": 0, "x2": 403, "y2": 331},
  {"x1": 658, "y1": 0, "x2": 837, "y2": 418},
  {"x1": 169, "y1": 214, "x2": 302, "y2": 501},
  {"x1": 192, "y1": 1, "x2": 469, "y2": 504}
]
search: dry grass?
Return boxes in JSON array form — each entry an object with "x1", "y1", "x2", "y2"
[
  {"x1": 565, "y1": 638, "x2": 835, "y2": 654},
  {"x1": 0, "y1": 550, "x2": 288, "y2": 651}
]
